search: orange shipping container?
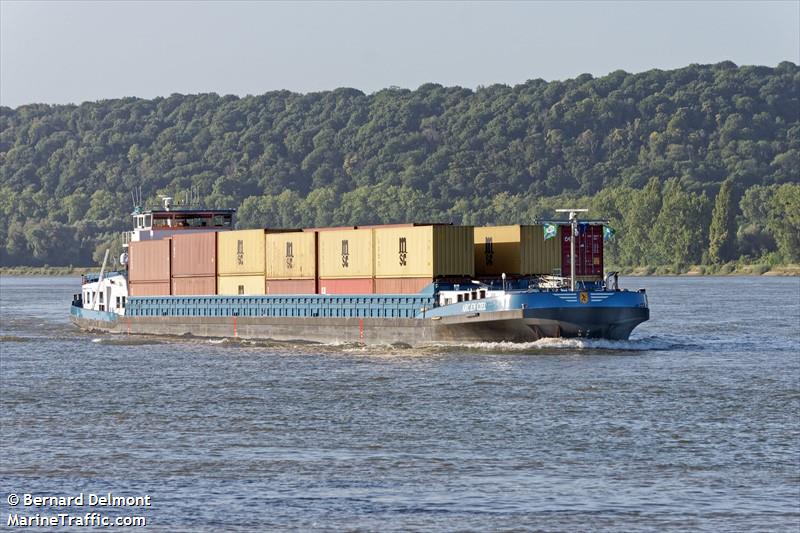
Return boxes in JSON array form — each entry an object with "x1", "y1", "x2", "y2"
[
  {"x1": 265, "y1": 231, "x2": 316, "y2": 280},
  {"x1": 319, "y1": 278, "x2": 374, "y2": 295},
  {"x1": 357, "y1": 223, "x2": 416, "y2": 229},
  {"x1": 217, "y1": 275, "x2": 266, "y2": 295},
  {"x1": 217, "y1": 229, "x2": 266, "y2": 276},
  {"x1": 171, "y1": 232, "x2": 217, "y2": 277},
  {"x1": 474, "y1": 225, "x2": 562, "y2": 276},
  {"x1": 129, "y1": 281, "x2": 171, "y2": 296},
  {"x1": 303, "y1": 226, "x2": 357, "y2": 232},
  {"x1": 374, "y1": 225, "x2": 473, "y2": 278},
  {"x1": 318, "y1": 229, "x2": 374, "y2": 278},
  {"x1": 265, "y1": 279, "x2": 317, "y2": 295},
  {"x1": 129, "y1": 239, "x2": 171, "y2": 282},
  {"x1": 171, "y1": 276, "x2": 216, "y2": 296}
]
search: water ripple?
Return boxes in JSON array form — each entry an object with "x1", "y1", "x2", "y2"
[{"x1": 1, "y1": 276, "x2": 798, "y2": 532}]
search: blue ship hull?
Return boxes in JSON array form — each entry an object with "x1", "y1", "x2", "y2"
[
  {"x1": 70, "y1": 289, "x2": 649, "y2": 344},
  {"x1": 424, "y1": 289, "x2": 649, "y2": 339}
]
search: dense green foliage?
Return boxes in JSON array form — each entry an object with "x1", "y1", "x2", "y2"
[
  {"x1": 708, "y1": 179, "x2": 737, "y2": 263},
  {"x1": 0, "y1": 61, "x2": 798, "y2": 268}
]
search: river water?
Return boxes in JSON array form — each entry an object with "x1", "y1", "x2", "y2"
[{"x1": 1, "y1": 276, "x2": 798, "y2": 531}]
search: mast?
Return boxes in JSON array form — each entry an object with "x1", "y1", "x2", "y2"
[
  {"x1": 555, "y1": 209, "x2": 588, "y2": 291},
  {"x1": 92, "y1": 249, "x2": 110, "y2": 311}
]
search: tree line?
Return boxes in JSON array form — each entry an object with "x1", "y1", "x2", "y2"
[{"x1": 0, "y1": 61, "x2": 798, "y2": 269}]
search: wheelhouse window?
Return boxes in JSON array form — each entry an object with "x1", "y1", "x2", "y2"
[
  {"x1": 212, "y1": 214, "x2": 232, "y2": 227},
  {"x1": 151, "y1": 212, "x2": 234, "y2": 229}
]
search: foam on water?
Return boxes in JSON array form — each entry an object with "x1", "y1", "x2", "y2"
[
  {"x1": 0, "y1": 335, "x2": 30, "y2": 342},
  {"x1": 90, "y1": 336, "x2": 163, "y2": 346},
  {"x1": 3, "y1": 276, "x2": 799, "y2": 532},
  {"x1": 457, "y1": 335, "x2": 681, "y2": 352},
  {"x1": 85, "y1": 331, "x2": 687, "y2": 355}
]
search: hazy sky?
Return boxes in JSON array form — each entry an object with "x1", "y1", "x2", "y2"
[{"x1": 1, "y1": 1, "x2": 798, "y2": 108}]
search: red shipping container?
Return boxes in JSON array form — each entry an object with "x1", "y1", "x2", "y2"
[
  {"x1": 172, "y1": 276, "x2": 216, "y2": 296},
  {"x1": 374, "y1": 277, "x2": 433, "y2": 294},
  {"x1": 266, "y1": 279, "x2": 317, "y2": 295},
  {"x1": 318, "y1": 278, "x2": 374, "y2": 294},
  {"x1": 129, "y1": 239, "x2": 171, "y2": 282},
  {"x1": 129, "y1": 281, "x2": 171, "y2": 296},
  {"x1": 172, "y1": 232, "x2": 217, "y2": 277},
  {"x1": 561, "y1": 224, "x2": 603, "y2": 277}
]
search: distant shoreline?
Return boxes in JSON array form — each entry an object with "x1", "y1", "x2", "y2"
[
  {"x1": 615, "y1": 264, "x2": 800, "y2": 277},
  {"x1": 2, "y1": 265, "x2": 798, "y2": 277},
  {"x1": 0, "y1": 266, "x2": 95, "y2": 277}
]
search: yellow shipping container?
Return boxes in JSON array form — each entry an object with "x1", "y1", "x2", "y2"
[
  {"x1": 374, "y1": 225, "x2": 474, "y2": 278},
  {"x1": 474, "y1": 225, "x2": 562, "y2": 276},
  {"x1": 217, "y1": 229, "x2": 266, "y2": 276},
  {"x1": 217, "y1": 275, "x2": 266, "y2": 295},
  {"x1": 318, "y1": 229, "x2": 374, "y2": 278},
  {"x1": 266, "y1": 231, "x2": 316, "y2": 280}
]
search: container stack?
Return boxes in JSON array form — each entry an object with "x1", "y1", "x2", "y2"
[
  {"x1": 265, "y1": 231, "x2": 317, "y2": 294},
  {"x1": 374, "y1": 225, "x2": 474, "y2": 293},
  {"x1": 126, "y1": 222, "x2": 483, "y2": 297},
  {"x1": 560, "y1": 224, "x2": 603, "y2": 280},
  {"x1": 474, "y1": 225, "x2": 563, "y2": 278},
  {"x1": 216, "y1": 229, "x2": 267, "y2": 295},
  {"x1": 317, "y1": 228, "x2": 375, "y2": 294},
  {"x1": 128, "y1": 239, "x2": 172, "y2": 296},
  {"x1": 170, "y1": 232, "x2": 217, "y2": 295}
]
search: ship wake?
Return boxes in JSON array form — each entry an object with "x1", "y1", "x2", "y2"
[{"x1": 453, "y1": 335, "x2": 684, "y2": 353}]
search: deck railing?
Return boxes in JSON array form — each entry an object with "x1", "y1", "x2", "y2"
[{"x1": 127, "y1": 294, "x2": 436, "y2": 320}]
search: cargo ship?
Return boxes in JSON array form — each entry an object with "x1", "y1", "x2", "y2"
[{"x1": 70, "y1": 199, "x2": 649, "y2": 345}]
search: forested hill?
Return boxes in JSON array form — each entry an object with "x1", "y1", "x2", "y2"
[{"x1": 1, "y1": 61, "x2": 798, "y2": 269}]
